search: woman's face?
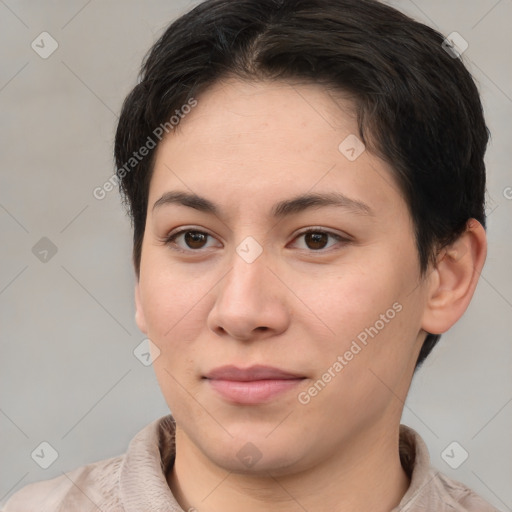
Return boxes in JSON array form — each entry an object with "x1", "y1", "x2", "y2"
[{"x1": 135, "y1": 78, "x2": 431, "y2": 474}]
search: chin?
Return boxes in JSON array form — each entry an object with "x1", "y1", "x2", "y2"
[{"x1": 198, "y1": 429, "x2": 308, "y2": 476}]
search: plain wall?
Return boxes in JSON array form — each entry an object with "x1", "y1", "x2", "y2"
[{"x1": 1, "y1": 1, "x2": 511, "y2": 510}]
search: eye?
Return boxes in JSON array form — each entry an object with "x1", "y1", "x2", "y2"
[
  {"x1": 164, "y1": 229, "x2": 221, "y2": 252},
  {"x1": 162, "y1": 227, "x2": 349, "y2": 254},
  {"x1": 290, "y1": 228, "x2": 349, "y2": 251}
]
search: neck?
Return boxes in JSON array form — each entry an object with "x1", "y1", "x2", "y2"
[{"x1": 167, "y1": 422, "x2": 410, "y2": 512}]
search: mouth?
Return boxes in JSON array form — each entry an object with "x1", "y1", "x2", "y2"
[{"x1": 203, "y1": 365, "x2": 306, "y2": 404}]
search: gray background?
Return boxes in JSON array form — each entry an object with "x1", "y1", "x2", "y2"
[{"x1": 0, "y1": 0, "x2": 511, "y2": 510}]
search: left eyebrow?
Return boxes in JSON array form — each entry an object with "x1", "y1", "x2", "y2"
[
  {"x1": 272, "y1": 191, "x2": 374, "y2": 218},
  {"x1": 152, "y1": 191, "x2": 374, "y2": 217}
]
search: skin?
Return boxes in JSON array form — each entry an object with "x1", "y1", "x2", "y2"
[{"x1": 134, "y1": 78, "x2": 487, "y2": 512}]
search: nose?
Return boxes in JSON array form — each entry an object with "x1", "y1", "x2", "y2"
[{"x1": 206, "y1": 249, "x2": 291, "y2": 341}]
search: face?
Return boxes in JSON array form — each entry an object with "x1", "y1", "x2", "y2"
[{"x1": 135, "y1": 78, "x2": 430, "y2": 475}]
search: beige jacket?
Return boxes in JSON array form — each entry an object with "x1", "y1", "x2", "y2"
[{"x1": 2, "y1": 414, "x2": 500, "y2": 511}]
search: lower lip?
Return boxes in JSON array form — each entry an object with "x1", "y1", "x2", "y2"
[{"x1": 206, "y1": 378, "x2": 304, "y2": 404}]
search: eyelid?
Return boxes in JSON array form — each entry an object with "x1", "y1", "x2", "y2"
[
  {"x1": 162, "y1": 225, "x2": 351, "y2": 254},
  {"x1": 292, "y1": 226, "x2": 351, "y2": 239},
  {"x1": 162, "y1": 226, "x2": 222, "y2": 253},
  {"x1": 288, "y1": 227, "x2": 351, "y2": 251}
]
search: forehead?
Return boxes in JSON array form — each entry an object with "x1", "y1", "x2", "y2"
[
  {"x1": 148, "y1": 78, "x2": 408, "y2": 223},
  {"x1": 164, "y1": 79, "x2": 358, "y2": 160}
]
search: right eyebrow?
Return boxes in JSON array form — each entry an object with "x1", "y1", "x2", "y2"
[{"x1": 152, "y1": 190, "x2": 374, "y2": 218}]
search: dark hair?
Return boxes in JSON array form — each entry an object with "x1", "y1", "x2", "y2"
[{"x1": 114, "y1": 0, "x2": 489, "y2": 369}]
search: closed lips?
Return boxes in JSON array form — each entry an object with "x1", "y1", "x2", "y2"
[{"x1": 203, "y1": 365, "x2": 305, "y2": 381}]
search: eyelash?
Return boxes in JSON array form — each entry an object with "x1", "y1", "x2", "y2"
[{"x1": 162, "y1": 227, "x2": 350, "y2": 254}]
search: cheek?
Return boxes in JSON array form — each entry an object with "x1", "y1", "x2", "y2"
[
  {"x1": 298, "y1": 263, "x2": 399, "y2": 341},
  {"x1": 139, "y1": 263, "x2": 208, "y2": 408},
  {"x1": 296, "y1": 254, "x2": 420, "y2": 377},
  {"x1": 139, "y1": 252, "x2": 212, "y2": 339}
]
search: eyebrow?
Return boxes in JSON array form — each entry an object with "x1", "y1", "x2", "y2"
[{"x1": 152, "y1": 191, "x2": 374, "y2": 217}]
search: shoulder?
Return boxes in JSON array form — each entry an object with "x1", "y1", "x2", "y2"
[
  {"x1": 430, "y1": 470, "x2": 501, "y2": 512},
  {"x1": 1, "y1": 415, "x2": 174, "y2": 512},
  {"x1": 1, "y1": 454, "x2": 124, "y2": 511},
  {"x1": 397, "y1": 424, "x2": 501, "y2": 511}
]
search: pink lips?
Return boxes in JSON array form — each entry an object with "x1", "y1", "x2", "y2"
[{"x1": 203, "y1": 365, "x2": 305, "y2": 404}]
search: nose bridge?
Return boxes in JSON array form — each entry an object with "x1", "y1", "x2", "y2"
[
  {"x1": 223, "y1": 244, "x2": 269, "y2": 302},
  {"x1": 208, "y1": 241, "x2": 290, "y2": 339}
]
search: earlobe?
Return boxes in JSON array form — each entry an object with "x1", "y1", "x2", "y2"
[
  {"x1": 421, "y1": 219, "x2": 487, "y2": 335},
  {"x1": 134, "y1": 282, "x2": 148, "y2": 334}
]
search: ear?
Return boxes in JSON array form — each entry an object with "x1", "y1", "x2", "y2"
[
  {"x1": 421, "y1": 219, "x2": 487, "y2": 335},
  {"x1": 134, "y1": 281, "x2": 148, "y2": 334}
]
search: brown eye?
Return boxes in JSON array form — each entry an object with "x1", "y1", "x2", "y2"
[
  {"x1": 290, "y1": 229, "x2": 348, "y2": 252},
  {"x1": 184, "y1": 231, "x2": 208, "y2": 249},
  {"x1": 304, "y1": 232, "x2": 329, "y2": 250},
  {"x1": 164, "y1": 229, "x2": 219, "y2": 252}
]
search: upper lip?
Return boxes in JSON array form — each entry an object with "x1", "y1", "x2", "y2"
[{"x1": 204, "y1": 365, "x2": 304, "y2": 381}]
